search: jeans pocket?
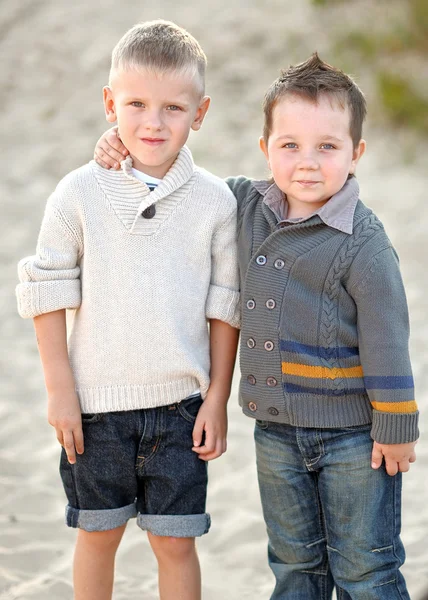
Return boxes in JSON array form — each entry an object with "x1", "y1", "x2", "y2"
[
  {"x1": 177, "y1": 395, "x2": 203, "y2": 423},
  {"x1": 81, "y1": 413, "x2": 104, "y2": 424}
]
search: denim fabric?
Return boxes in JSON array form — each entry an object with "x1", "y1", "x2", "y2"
[
  {"x1": 60, "y1": 394, "x2": 210, "y2": 536},
  {"x1": 254, "y1": 421, "x2": 409, "y2": 600}
]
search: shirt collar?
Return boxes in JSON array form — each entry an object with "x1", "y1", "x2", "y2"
[{"x1": 253, "y1": 176, "x2": 360, "y2": 234}]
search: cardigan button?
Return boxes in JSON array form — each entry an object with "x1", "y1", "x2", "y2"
[
  {"x1": 248, "y1": 401, "x2": 257, "y2": 412},
  {"x1": 266, "y1": 377, "x2": 278, "y2": 387},
  {"x1": 266, "y1": 299, "x2": 276, "y2": 310},
  {"x1": 247, "y1": 375, "x2": 256, "y2": 385},
  {"x1": 256, "y1": 255, "x2": 267, "y2": 266},
  {"x1": 274, "y1": 258, "x2": 285, "y2": 270},
  {"x1": 264, "y1": 340, "x2": 274, "y2": 352},
  {"x1": 268, "y1": 407, "x2": 279, "y2": 416},
  {"x1": 246, "y1": 299, "x2": 256, "y2": 310},
  {"x1": 142, "y1": 204, "x2": 156, "y2": 219},
  {"x1": 247, "y1": 338, "x2": 256, "y2": 349}
]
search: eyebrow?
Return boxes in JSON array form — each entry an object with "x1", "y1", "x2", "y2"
[{"x1": 276, "y1": 134, "x2": 345, "y2": 143}]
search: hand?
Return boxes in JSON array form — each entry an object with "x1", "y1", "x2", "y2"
[
  {"x1": 192, "y1": 395, "x2": 228, "y2": 462},
  {"x1": 47, "y1": 389, "x2": 84, "y2": 464},
  {"x1": 371, "y1": 440, "x2": 417, "y2": 476},
  {"x1": 94, "y1": 126, "x2": 129, "y2": 169}
]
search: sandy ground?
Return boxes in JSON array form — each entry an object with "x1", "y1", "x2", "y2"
[{"x1": 1, "y1": 1, "x2": 427, "y2": 598}]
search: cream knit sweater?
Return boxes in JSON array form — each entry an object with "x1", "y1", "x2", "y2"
[{"x1": 17, "y1": 147, "x2": 240, "y2": 413}]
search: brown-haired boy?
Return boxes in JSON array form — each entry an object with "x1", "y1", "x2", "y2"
[{"x1": 97, "y1": 52, "x2": 418, "y2": 599}]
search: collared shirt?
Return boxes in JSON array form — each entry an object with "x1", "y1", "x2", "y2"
[{"x1": 252, "y1": 176, "x2": 360, "y2": 235}]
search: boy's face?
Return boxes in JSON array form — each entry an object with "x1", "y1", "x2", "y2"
[
  {"x1": 103, "y1": 68, "x2": 210, "y2": 178},
  {"x1": 260, "y1": 94, "x2": 365, "y2": 218}
]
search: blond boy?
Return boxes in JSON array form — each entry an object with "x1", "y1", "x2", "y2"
[{"x1": 17, "y1": 21, "x2": 239, "y2": 600}]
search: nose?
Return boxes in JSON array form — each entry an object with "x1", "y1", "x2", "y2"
[
  {"x1": 144, "y1": 109, "x2": 163, "y2": 131},
  {"x1": 297, "y1": 149, "x2": 318, "y2": 170}
]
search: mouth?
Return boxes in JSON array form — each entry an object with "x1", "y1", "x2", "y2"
[
  {"x1": 141, "y1": 138, "x2": 166, "y2": 146},
  {"x1": 296, "y1": 180, "x2": 321, "y2": 187}
]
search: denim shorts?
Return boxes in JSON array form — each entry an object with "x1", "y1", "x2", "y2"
[{"x1": 60, "y1": 394, "x2": 210, "y2": 537}]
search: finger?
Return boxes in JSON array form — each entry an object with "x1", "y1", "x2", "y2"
[
  {"x1": 102, "y1": 145, "x2": 125, "y2": 164},
  {"x1": 56, "y1": 430, "x2": 64, "y2": 447},
  {"x1": 409, "y1": 452, "x2": 417, "y2": 463},
  {"x1": 73, "y1": 427, "x2": 84, "y2": 455},
  {"x1": 96, "y1": 148, "x2": 121, "y2": 168},
  {"x1": 63, "y1": 431, "x2": 77, "y2": 464},
  {"x1": 197, "y1": 441, "x2": 224, "y2": 462},
  {"x1": 202, "y1": 431, "x2": 215, "y2": 453},
  {"x1": 371, "y1": 444, "x2": 383, "y2": 469},
  {"x1": 108, "y1": 130, "x2": 128, "y2": 155},
  {"x1": 197, "y1": 449, "x2": 221, "y2": 461},
  {"x1": 94, "y1": 157, "x2": 112, "y2": 170},
  {"x1": 384, "y1": 458, "x2": 398, "y2": 477},
  {"x1": 192, "y1": 420, "x2": 205, "y2": 448},
  {"x1": 398, "y1": 460, "x2": 410, "y2": 473}
]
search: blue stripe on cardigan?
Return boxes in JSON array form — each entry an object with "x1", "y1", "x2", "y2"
[{"x1": 280, "y1": 340, "x2": 359, "y2": 359}]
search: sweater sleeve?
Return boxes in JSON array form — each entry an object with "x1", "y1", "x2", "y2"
[
  {"x1": 350, "y1": 246, "x2": 418, "y2": 444},
  {"x1": 205, "y1": 201, "x2": 240, "y2": 329},
  {"x1": 16, "y1": 194, "x2": 83, "y2": 319}
]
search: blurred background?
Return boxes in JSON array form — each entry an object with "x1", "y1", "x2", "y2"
[{"x1": 1, "y1": 0, "x2": 427, "y2": 598}]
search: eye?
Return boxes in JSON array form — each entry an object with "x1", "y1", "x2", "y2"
[
  {"x1": 320, "y1": 143, "x2": 335, "y2": 150},
  {"x1": 282, "y1": 142, "x2": 297, "y2": 149},
  {"x1": 167, "y1": 105, "x2": 182, "y2": 111},
  {"x1": 131, "y1": 101, "x2": 144, "y2": 108}
]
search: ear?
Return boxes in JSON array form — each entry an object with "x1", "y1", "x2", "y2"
[
  {"x1": 191, "y1": 96, "x2": 211, "y2": 131},
  {"x1": 349, "y1": 139, "x2": 366, "y2": 174},
  {"x1": 103, "y1": 86, "x2": 117, "y2": 123},
  {"x1": 259, "y1": 136, "x2": 270, "y2": 167}
]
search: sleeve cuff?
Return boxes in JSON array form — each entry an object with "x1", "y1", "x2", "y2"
[
  {"x1": 370, "y1": 410, "x2": 419, "y2": 444},
  {"x1": 16, "y1": 280, "x2": 81, "y2": 318},
  {"x1": 206, "y1": 285, "x2": 240, "y2": 328}
]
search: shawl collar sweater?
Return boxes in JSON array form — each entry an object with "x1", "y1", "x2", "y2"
[
  {"x1": 227, "y1": 175, "x2": 418, "y2": 445},
  {"x1": 17, "y1": 147, "x2": 240, "y2": 412}
]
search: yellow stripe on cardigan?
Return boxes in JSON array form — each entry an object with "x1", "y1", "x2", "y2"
[
  {"x1": 282, "y1": 362, "x2": 363, "y2": 379},
  {"x1": 371, "y1": 400, "x2": 418, "y2": 414}
]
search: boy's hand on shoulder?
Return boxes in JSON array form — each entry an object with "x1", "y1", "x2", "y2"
[
  {"x1": 192, "y1": 394, "x2": 228, "y2": 462},
  {"x1": 94, "y1": 126, "x2": 129, "y2": 170},
  {"x1": 48, "y1": 389, "x2": 84, "y2": 465},
  {"x1": 371, "y1": 440, "x2": 417, "y2": 476}
]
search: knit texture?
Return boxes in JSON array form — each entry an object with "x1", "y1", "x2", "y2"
[
  {"x1": 17, "y1": 147, "x2": 240, "y2": 412},
  {"x1": 227, "y1": 176, "x2": 418, "y2": 445}
]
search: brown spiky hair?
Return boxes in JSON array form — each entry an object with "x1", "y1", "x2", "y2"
[
  {"x1": 262, "y1": 53, "x2": 366, "y2": 148},
  {"x1": 109, "y1": 20, "x2": 207, "y2": 95}
]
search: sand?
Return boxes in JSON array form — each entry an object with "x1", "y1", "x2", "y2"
[{"x1": 1, "y1": 1, "x2": 427, "y2": 598}]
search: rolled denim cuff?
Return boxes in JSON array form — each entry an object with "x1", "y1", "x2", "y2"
[
  {"x1": 137, "y1": 513, "x2": 211, "y2": 537},
  {"x1": 65, "y1": 502, "x2": 137, "y2": 531}
]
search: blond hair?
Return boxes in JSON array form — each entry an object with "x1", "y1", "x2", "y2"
[{"x1": 110, "y1": 20, "x2": 207, "y2": 94}]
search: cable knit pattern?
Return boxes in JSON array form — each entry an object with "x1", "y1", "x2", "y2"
[
  {"x1": 320, "y1": 214, "x2": 383, "y2": 393},
  {"x1": 227, "y1": 175, "x2": 418, "y2": 445},
  {"x1": 16, "y1": 147, "x2": 240, "y2": 412}
]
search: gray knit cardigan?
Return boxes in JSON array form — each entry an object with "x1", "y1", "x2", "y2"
[{"x1": 227, "y1": 175, "x2": 418, "y2": 445}]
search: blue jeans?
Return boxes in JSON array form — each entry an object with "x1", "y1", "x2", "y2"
[{"x1": 254, "y1": 421, "x2": 409, "y2": 600}]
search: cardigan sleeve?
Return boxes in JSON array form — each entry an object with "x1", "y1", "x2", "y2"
[
  {"x1": 16, "y1": 193, "x2": 83, "y2": 319},
  {"x1": 205, "y1": 201, "x2": 240, "y2": 329},
  {"x1": 350, "y1": 245, "x2": 418, "y2": 444},
  {"x1": 225, "y1": 175, "x2": 256, "y2": 223}
]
